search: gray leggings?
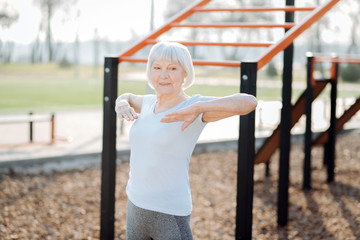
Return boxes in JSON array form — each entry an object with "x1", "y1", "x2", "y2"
[{"x1": 126, "y1": 200, "x2": 193, "y2": 240}]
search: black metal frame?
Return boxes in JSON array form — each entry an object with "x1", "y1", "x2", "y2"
[
  {"x1": 277, "y1": 0, "x2": 295, "y2": 226},
  {"x1": 326, "y1": 61, "x2": 338, "y2": 183},
  {"x1": 303, "y1": 55, "x2": 338, "y2": 189},
  {"x1": 100, "y1": 57, "x2": 118, "y2": 240},
  {"x1": 303, "y1": 55, "x2": 314, "y2": 190},
  {"x1": 236, "y1": 62, "x2": 257, "y2": 240}
]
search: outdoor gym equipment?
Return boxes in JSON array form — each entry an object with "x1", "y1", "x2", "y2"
[{"x1": 101, "y1": 0, "x2": 343, "y2": 239}]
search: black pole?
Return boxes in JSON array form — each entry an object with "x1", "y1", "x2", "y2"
[
  {"x1": 277, "y1": 0, "x2": 294, "y2": 227},
  {"x1": 265, "y1": 161, "x2": 270, "y2": 177},
  {"x1": 327, "y1": 61, "x2": 338, "y2": 183},
  {"x1": 100, "y1": 57, "x2": 118, "y2": 240},
  {"x1": 303, "y1": 54, "x2": 314, "y2": 190},
  {"x1": 236, "y1": 62, "x2": 257, "y2": 240},
  {"x1": 29, "y1": 112, "x2": 33, "y2": 143}
]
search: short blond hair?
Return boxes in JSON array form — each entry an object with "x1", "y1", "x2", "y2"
[{"x1": 146, "y1": 41, "x2": 195, "y2": 89}]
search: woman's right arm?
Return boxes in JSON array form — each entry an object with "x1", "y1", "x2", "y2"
[{"x1": 115, "y1": 93, "x2": 144, "y2": 121}]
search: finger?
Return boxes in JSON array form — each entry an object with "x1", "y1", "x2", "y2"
[
  {"x1": 181, "y1": 121, "x2": 191, "y2": 131},
  {"x1": 123, "y1": 113, "x2": 131, "y2": 121},
  {"x1": 164, "y1": 111, "x2": 181, "y2": 117},
  {"x1": 117, "y1": 113, "x2": 124, "y2": 121},
  {"x1": 160, "y1": 116, "x2": 179, "y2": 123},
  {"x1": 130, "y1": 109, "x2": 138, "y2": 120}
]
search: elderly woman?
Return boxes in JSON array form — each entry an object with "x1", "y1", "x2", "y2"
[{"x1": 115, "y1": 41, "x2": 257, "y2": 240}]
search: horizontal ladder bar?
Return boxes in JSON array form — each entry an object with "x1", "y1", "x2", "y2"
[
  {"x1": 171, "y1": 23, "x2": 295, "y2": 29},
  {"x1": 314, "y1": 57, "x2": 360, "y2": 64},
  {"x1": 145, "y1": 40, "x2": 272, "y2": 47},
  {"x1": 119, "y1": 57, "x2": 241, "y2": 67},
  {"x1": 118, "y1": 0, "x2": 211, "y2": 61},
  {"x1": 256, "y1": 0, "x2": 341, "y2": 70},
  {"x1": 194, "y1": 7, "x2": 316, "y2": 12}
]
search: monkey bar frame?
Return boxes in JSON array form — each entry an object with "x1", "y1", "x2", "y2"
[{"x1": 101, "y1": 0, "x2": 342, "y2": 239}]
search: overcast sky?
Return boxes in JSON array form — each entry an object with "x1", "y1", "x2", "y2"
[
  {"x1": 0, "y1": 0, "x2": 355, "y2": 45},
  {"x1": 1, "y1": 0, "x2": 167, "y2": 44}
]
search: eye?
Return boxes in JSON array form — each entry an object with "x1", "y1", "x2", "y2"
[
  {"x1": 169, "y1": 67, "x2": 177, "y2": 71},
  {"x1": 153, "y1": 66, "x2": 160, "y2": 70}
]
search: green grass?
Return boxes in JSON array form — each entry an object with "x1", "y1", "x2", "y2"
[{"x1": 0, "y1": 63, "x2": 359, "y2": 113}]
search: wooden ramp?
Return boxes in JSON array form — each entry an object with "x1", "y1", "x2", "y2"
[
  {"x1": 313, "y1": 97, "x2": 360, "y2": 145},
  {"x1": 255, "y1": 80, "x2": 330, "y2": 164}
]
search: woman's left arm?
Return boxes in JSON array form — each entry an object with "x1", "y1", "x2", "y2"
[{"x1": 161, "y1": 93, "x2": 257, "y2": 131}]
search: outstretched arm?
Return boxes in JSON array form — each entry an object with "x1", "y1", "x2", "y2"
[
  {"x1": 115, "y1": 93, "x2": 144, "y2": 121},
  {"x1": 161, "y1": 93, "x2": 257, "y2": 130}
]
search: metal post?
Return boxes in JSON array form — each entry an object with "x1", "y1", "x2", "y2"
[
  {"x1": 277, "y1": 0, "x2": 294, "y2": 227},
  {"x1": 50, "y1": 113, "x2": 55, "y2": 144},
  {"x1": 303, "y1": 54, "x2": 314, "y2": 190},
  {"x1": 236, "y1": 62, "x2": 257, "y2": 240},
  {"x1": 265, "y1": 161, "x2": 270, "y2": 177},
  {"x1": 29, "y1": 112, "x2": 33, "y2": 143},
  {"x1": 100, "y1": 57, "x2": 118, "y2": 240},
  {"x1": 327, "y1": 61, "x2": 338, "y2": 183}
]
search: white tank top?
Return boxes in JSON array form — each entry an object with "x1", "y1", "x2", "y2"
[{"x1": 126, "y1": 94, "x2": 212, "y2": 216}]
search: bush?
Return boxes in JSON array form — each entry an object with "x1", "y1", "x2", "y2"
[
  {"x1": 340, "y1": 64, "x2": 360, "y2": 83},
  {"x1": 266, "y1": 61, "x2": 278, "y2": 78},
  {"x1": 59, "y1": 57, "x2": 72, "y2": 68}
]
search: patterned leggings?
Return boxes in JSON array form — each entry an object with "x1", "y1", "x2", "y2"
[{"x1": 126, "y1": 200, "x2": 193, "y2": 240}]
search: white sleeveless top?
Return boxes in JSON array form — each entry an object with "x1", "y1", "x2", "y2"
[{"x1": 126, "y1": 94, "x2": 212, "y2": 216}]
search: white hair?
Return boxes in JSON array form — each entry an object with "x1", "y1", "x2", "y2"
[{"x1": 146, "y1": 41, "x2": 195, "y2": 89}]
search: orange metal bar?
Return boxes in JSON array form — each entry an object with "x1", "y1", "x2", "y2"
[
  {"x1": 51, "y1": 113, "x2": 55, "y2": 144},
  {"x1": 315, "y1": 57, "x2": 360, "y2": 64},
  {"x1": 119, "y1": 57, "x2": 241, "y2": 67},
  {"x1": 118, "y1": 0, "x2": 211, "y2": 62},
  {"x1": 330, "y1": 61, "x2": 337, "y2": 83},
  {"x1": 194, "y1": 7, "x2": 316, "y2": 12},
  {"x1": 257, "y1": 0, "x2": 341, "y2": 70},
  {"x1": 120, "y1": 57, "x2": 147, "y2": 63},
  {"x1": 193, "y1": 59, "x2": 241, "y2": 67},
  {"x1": 145, "y1": 39, "x2": 272, "y2": 47},
  {"x1": 171, "y1": 23, "x2": 295, "y2": 29}
]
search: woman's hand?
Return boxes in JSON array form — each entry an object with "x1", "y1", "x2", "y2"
[
  {"x1": 115, "y1": 99, "x2": 138, "y2": 121},
  {"x1": 160, "y1": 105, "x2": 200, "y2": 131}
]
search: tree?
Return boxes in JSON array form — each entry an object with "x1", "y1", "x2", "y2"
[
  {"x1": 33, "y1": 0, "x2": 77, "y2": 62},
  {"x1": 346, "y1": 0, "x2": 360, "y2": 54},
  {"x1": 0, "y1": 2, "x2": 19, "y2": 29},
  {"x1": 0, "y1": 2, "x2": 19, "y2": 63}
]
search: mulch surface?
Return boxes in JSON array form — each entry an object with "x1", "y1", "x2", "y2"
[{"x1": 1, "y1": 130, "x2": 359, "y2": 239}]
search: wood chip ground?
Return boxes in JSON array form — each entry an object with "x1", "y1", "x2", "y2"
[{"x1": 1, "y1": 131, "x2": 359, "y2": 239}]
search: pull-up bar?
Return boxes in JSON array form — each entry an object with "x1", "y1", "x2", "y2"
[
  {"x1": 193, "y1": 6, "x2": 316, "y2": 12},
  {"x1": 145, "y1": 40, "x2": 273, "y2": 47},
  {"x1": 119, "y1": 56, "x2": 242, "y2": 67},
  {"x1": 171, "y1": 23, "x2": 295, "y2": 29}
]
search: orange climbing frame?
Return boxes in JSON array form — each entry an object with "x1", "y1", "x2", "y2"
[
  {"x1": 314, "y1": 97, "x2": 360, "y2": 145},
  {"x1": 101, "y1": 1, "x2": 344, "y2": 239},
  {"x1": 311, "y1": 54, "x2": 360, "y2": 145},
  {"x1": 118, "y1": 0, "x2": 341, "y2": 70},
  {"x1": 254, "y1": 80, "x2": 330, "y2": 164}
]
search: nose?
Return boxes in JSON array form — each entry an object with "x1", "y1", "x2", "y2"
[{"x1": 160, "y1": 69, "x2": 168, "y2": 78}]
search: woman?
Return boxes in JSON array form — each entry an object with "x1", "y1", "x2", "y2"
[{"x1": 115, "y1": 41, "x2": 257, "y2": 240}]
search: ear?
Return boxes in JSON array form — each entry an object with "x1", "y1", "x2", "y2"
[{"x1": 183, "y1": 70, "x2": 188, "y2": 78}]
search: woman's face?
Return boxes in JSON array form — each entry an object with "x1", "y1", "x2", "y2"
[{"x1": 149, "y1": 58, "x2": 187, "y2": 97}]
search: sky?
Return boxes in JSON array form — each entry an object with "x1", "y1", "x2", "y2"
[
  {"x1": 1, "y1": 0, "x2": 168, "y2": 44},
  {"x1": 0, "y1": 0, "x2": 356, "y2": 46}
]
